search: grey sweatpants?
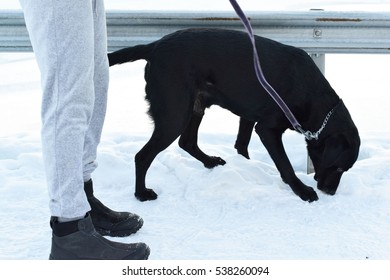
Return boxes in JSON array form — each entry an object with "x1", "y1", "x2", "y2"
[{"x1": 20, "y1": 0, "x2": 109, "y2": 218}]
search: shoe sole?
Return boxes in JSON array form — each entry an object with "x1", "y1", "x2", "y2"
[{"x1": 49, "y1": 245, "x2": 150, "y2": 260}]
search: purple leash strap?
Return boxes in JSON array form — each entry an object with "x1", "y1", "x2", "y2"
[{"x1": 228, "y1": 0, "x2": 308, "y2": 137}]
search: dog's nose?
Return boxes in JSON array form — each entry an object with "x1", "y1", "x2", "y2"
[{"x1": 319, "y1": 186, "x2": 336, "y2": 195}]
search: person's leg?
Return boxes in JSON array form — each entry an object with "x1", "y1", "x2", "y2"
[
  {"x1": 21, "y1": 0, "x2": 94, "y2": 219},
  {"x1": 81, "y1": 0, "x2": 144, "y2": 237},
  {"x1": 20, "y1": 0, "x2": 150, "y2": 259}
]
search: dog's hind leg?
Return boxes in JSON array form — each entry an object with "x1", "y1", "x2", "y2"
[
  {"x1": 179, "y1": 112, "x2": 226, "y2": 168},
  {"x1": 179, "y1": 91, "x2": 226, "y2": 168},
  {"x1": 134, "y1": 78, "x2": 195, "y2": 201},
  {"x1": 234, "y1": 118, "x2": 255, "y2": 159},
  {"x1": 135, "y1": 116, "x2": 194, "y2": 201},
  {"x1": 134, "y1": 129, "x2": 173, "y2": 201}
]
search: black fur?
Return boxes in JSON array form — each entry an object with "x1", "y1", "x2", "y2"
[{"x1": 109, "y1": 28, "x2": 360, "y2": 202}]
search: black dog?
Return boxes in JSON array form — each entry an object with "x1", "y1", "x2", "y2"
[{"x1": 109, "y1": 28, "x2": 360, "y2": 202}]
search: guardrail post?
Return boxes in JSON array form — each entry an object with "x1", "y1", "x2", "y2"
[
  {"x1": 306, "y1": 53, "x2": 326, "y2": 174},
  {"x1": 310, "y1": 53, "x2": 325, "y2": 73}
]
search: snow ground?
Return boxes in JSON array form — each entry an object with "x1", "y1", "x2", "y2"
[{"x1": 1, "y1": 0, "x2": 390, "y2": 261}]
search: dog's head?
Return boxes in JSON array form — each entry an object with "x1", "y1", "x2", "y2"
[{"x1": 307, "y1": 128, "x2": 360, "y2": 196}]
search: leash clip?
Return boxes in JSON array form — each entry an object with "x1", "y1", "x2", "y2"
[
  {"x1": 294, "y1": 100, "x2": 342, "y2": 141},
  {"x1": 295, "y1": 126, "x2": 319, "y2": 141}
]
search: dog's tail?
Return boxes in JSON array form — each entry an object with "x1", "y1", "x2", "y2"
[{"x1": 108, "y1": 43, "x2": 154, "y2": 66}]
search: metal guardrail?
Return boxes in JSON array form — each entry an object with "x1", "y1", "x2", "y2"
[{"x1": 1, "y1": 10, "x2": 390, "y2": 53}]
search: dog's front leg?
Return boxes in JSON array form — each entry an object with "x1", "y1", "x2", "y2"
[{"x1": 255, "y1": 125, "x2": 319, "y2": 202}]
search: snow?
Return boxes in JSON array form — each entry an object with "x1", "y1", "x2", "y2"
[{"x1": 1, "y1": 0, "x2": 390, "y2": 261}]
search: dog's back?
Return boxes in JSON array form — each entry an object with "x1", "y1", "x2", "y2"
[{"x1": 109, "y1": 28, "x2": 323, "y2": 99}]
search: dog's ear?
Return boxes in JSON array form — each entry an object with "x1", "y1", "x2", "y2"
[
  {"x1": 322, "y1": 135, "x2": 346, "y2": 168},
  {"x1": 322, "y1": 131, "x2": 360, "y2": 169}
]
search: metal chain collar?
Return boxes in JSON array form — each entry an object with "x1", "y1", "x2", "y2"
[{"x1": 296, "y1": 100, "x2": 342, "y2": 141}]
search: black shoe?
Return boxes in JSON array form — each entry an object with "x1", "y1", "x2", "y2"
[
  {"x1": 49, "y1": 215, "x2": 150, "y2": 260},
  {"x1": 84, "y1": 179, "x2": 143, "y2": 237}
]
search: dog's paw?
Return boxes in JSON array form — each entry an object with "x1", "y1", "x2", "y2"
[
  {"x1": 135, "y1": 188, "x2": 158, "y2": 202},
  {"x1": 234, "y1": 144, "x2": 250, "y2": 159},
  {"x1": 237, "y1": 150, "x2": 250, "y2": 159},
  {"x1": 298, "y1": 186, "x2": 319, "y2": 203},
  {"x1": 291, "y1": 183, "x2": 319, "y2": 202},
  {"x1": 204, "y1": 156, "x2": 226, "y2": 169}
]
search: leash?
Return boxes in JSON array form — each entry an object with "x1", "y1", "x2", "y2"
[{"x1": 228, "y1": 0, "x2": 337, "y2": 141}]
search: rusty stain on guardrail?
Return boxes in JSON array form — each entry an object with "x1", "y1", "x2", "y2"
[{"x1": 316, "y1": 18, "x2": 362, "y2": 22}]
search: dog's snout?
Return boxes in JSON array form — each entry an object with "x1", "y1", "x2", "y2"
[{"x1": 321, "y1": 187, "x2": 336, "y2": 195}]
